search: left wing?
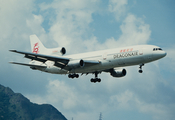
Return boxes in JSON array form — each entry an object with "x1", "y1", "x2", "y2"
[
  {"x1": 9, "y1": 62, "x2": 47, "y2": 68},
  {"x1": 10, "y1": 50, "x2": 70, "y2": 68},
  {"x1": 10, "y1": 50, "x2": 101, "y2": 70}
]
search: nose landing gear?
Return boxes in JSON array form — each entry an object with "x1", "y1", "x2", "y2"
[{"x1": 139, "y1": 64, "x2": 144, "y2": 73}]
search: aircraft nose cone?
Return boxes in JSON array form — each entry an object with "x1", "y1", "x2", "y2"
[
  {"x1": 160, "y1": 51, "x2": 167, "y2": 58},
  {"x1": 159, "y1": 51, "x2": 167, "y2": 58},
  {"x1": 153, "y1": 50, "x2": 167, "y2": 60},
  {"x1": 163, "y1": 51, "x2": 167, "y2": 57}
]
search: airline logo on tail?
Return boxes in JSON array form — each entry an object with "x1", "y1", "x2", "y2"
[{"x1": 33, "y1": 43, "x2": 39, "y2": 54}]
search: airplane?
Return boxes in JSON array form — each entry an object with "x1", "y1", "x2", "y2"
[{"x1": 10, "y1": 35, "x2": 167, "y2": 83}]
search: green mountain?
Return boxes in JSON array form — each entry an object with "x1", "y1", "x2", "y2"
[{"x1": 0, "y1": 84, "x2": 67, "y2": 120}]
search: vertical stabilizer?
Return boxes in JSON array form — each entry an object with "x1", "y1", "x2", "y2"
[
  {"x1": 30, "y1": 34, "x2": 66, "y2": 55},
  {"x1": 30, "y1": 35, "x2": 46, "y2": 54}
]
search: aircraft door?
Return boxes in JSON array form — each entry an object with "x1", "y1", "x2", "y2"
[
  {"x1": 102, "y1": 52, "x2": 113, "y2": 67},
  {"x1": 102, "y1": 52, "x2": 107, "y2": 60},
  {"x1": 142, "y1": 48, "x2": 152, "y2": 62},
  {"x1": 139, "y1": 49, "x2": 143, "y2": 55}
]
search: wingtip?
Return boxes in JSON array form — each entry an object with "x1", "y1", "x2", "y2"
[{"x1": 9, "y1": 50, "x2": 17, "y2": 52}]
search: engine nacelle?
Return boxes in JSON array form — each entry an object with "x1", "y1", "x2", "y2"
[
  {"x1": 51, "y1": 47, "x2": 66, "y2": 55},
  {"x1": 67, "y1": 59, "x2": 85, "y2": 69},
  {"x1": 110, "y1": 68, "x2": 127, "y2": 77}
]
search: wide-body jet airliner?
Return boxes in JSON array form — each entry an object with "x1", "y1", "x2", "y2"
[{"x1": 10, "y1": 35, "x2": 167, "y2": 83}]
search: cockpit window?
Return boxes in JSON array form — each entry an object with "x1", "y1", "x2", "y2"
[{"x1": 153, "y1": 48, "x2": 163, "y2": 51}]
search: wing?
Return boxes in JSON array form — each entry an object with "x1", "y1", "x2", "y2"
[
  {"x1": 9, "y1": 62, "x2": 47, "y2": 68},
  {"x1": 10, "y1": 50, "x2": 70, "y2": 68},
  {"x1": 10, "y1": 50, "x2": 101, "y2": 71}
]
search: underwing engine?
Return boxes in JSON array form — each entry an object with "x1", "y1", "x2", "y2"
[
  {"x1": 109, "y1": 68, "x2": 127, "y2": 77},
  {"x1": 67, "y1": 59, "x2": 85, "y2": 69}
]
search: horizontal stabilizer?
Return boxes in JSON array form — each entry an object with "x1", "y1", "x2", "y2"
[{"x1": 9, "y1": 62, "x2": 47, "y2": 68}]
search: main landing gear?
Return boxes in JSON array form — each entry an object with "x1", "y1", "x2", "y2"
[
  {"x1": 90, "y1": 72, "x2": 101, "y2": 83},
  {"x1": 139, "y1": 64, "x2": 144, "y2": 73},
  {"x1": 68, "y1": 72, "x2": 101, "y2": 83},
  {"x1": 68, "y1": 74, "x2": 79, "y2": 79}
]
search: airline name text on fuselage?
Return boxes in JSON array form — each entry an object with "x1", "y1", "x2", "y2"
[{"x1": 113, "y1": 51, "x2": 139, "y2": 59}]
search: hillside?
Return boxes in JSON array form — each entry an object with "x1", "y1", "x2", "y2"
[{"x1": 0, "y1": 84, "x2": 67, "y2": 120}]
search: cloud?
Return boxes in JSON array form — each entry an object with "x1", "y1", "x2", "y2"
[
  {"x1": 0, "y1": 0, "x2": 34, "y2": 38},
  {"x1": 0, "y1": 0, "x2": 51, "y2": 100},
  {"x1": 26, "y1": 14, "x2": 46, "y2": 35},
  {"x1": 96, "y1": 14, "x2": 151, "y2": 50},
  {"x1": 27, "y1": 64, "x2": 175, "y2": 120},
  {"x1": 109, "y1": 89, "x2": 175, "y2": 120},
  {"x1": 27, "y1": 79, "x2": 103, "y2": 120},
  {"x1": 108, "y1": 0, "x2": 128, "y2": 20},
  {"x1": 0, "y1": 0, "x2": 48, "y2": 52},
  {"x1": 37, "y1": 0, "x2": 150, "y2": 53},
  {"x1": 118, "y1": 14, "x2": 151, "y2": 45},
  {"x1": 164, "y1": 48, "x2": 175, "y2": 71},
  {"x1": 39, "y1": 0, "x2": 100, "y2": 53}
]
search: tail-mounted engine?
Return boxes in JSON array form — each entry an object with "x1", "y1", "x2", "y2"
[
  {"x1": 67, "y1": 59, "x2": 85, "y2": 69},
  {"x1": 109, "y1": 68, "x2": 127, "y2": 77},
  {"x1": 60, "y1": 47, "x2": 66, "y2": 55},
  {"x1": 51, "y1": 47, "x2": 66, "y2": 55}
]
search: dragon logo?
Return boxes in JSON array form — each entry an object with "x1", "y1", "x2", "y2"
[{"x1": 33, "y1": 42, "x2": 39, "y2": 54}]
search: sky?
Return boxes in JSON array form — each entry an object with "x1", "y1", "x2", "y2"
[{"x1": 0, "y1": 0, "x2": 175, "y2": 120}]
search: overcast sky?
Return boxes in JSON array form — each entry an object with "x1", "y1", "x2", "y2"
[{"x1": 1, "y1": 0, "x2": 175, "y2": 120}]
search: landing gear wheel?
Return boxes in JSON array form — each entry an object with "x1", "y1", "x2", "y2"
[
  {"x1": 68, "y1": 74, "x2": 79, "y2": 79},
  {"x1": 90, "y1": 78, "x2": 96, "y2": 83},
  {"x1": 68, "y1": 74, "x2": 72, "y2": 78},
  {"x1": 90, "y1": 78, "x2": 101, "y2": 83},
  {"x1": 91, "y1": 78, "x2": 94, "y2": 82},
  {"x1": 139, "y1": 70, "x2": 143, "y2": 73},
  {"x1": 90, "y1": 71, "x2": 102, "y2": 83},
  {"x1": 97, "y1": 78, "x2": 101, "y2": 82},
  {"x1": 75, "y1": 74, "x2": 79, "y2": 78}
]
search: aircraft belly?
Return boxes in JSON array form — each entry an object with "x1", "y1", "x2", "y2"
[
  {"x1": 41, "y1": 66, "x2": 67, "y2": 74},
  {"x1": 125, "y1": 57, "x2": 143, "y2": 65},
  {"x1": 111, "y1": 55, "x2": 144, "y2": 67},
  {"x1": 72, "y1": 61, "x2": 114, "y2": 73},
  {"x1": 37, "y1": 55, "x2": 146, "y2": 74}
]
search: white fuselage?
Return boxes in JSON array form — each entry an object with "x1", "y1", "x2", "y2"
[{"x1": 34, "y1": 45, "x2": 166, "y2": 74}]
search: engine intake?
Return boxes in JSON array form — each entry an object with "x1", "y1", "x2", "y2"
[
  {"x1": 110, "y1": 68, "x2": 126, "y2": 77},
  {"x1": 60, "y1": 47, "x2": 66, "y2": 55},
  {"x1": 68, "y1": 59, "x2": 85, "y2": 68}
]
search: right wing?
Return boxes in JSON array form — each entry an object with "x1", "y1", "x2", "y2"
[{"x1": 9, "y1": 50, "x2": 70, "y2": 68}]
